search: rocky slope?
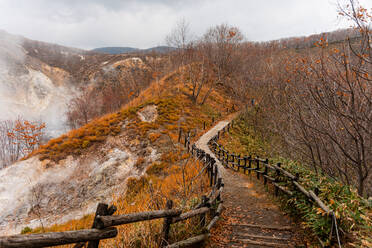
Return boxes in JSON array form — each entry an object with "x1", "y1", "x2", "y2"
[
  {"x1": 0, "y1": 105, "x2": 161, "y2": 234},
  {"x1": 0, "y1": 30, "x2": 156, "y2": 137}
]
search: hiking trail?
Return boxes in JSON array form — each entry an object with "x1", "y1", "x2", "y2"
[{"x1": 195, "y1": 117, "x2": 304, "y2": 247}]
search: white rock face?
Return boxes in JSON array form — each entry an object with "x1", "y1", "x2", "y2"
[
  {"x1": 0, "y1": 147, "x2": 139, "y2": 235},
  {"x1": 0, "y1": 31, "x2": 75, "y2": 137},
  {"x1": 0, "y1": 68, "x2": 74, "y2": 137},
  {"x1": 137, "y1": 105, "x2": 158, "y2": 123}
]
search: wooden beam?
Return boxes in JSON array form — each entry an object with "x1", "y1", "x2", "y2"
[
  {"x1": 309, "y1": 190, "x2": 331, "y2": 214},
  {"x1": 206, "y1": 216, "x2": 220, "y2": 231},
  {"x1": 216, "y1": 203, "x2": 224, "y2": 215},
  {"x1": 96, "y1": 209, "x2": 182, "y2": 229},
  {"x1": 0, "y1": 228, "x2": 117, "y2": 248},
  {"x1": 208, "y1": 187, "x2": 223, "y2": 205},
  {"x1": 293, "y1": 181, "x2": 310, "y2": 198},
  {"x1": 230, "y1": 223, "x2": 292, "y2": 231},
  {"x1": 271, "y1": 164, "x2": 296, "y2": 180},
  {"x1": 272, "y1": 183, "x2": 293, "y2": 196},
  {"x1": 233, "y1": 238, "x2": 289, "y2": 248},
  {"x1": 171, "y1": 207, "x2": 209, "y2": 223},
  {"x1": 263, "y1": 175, "x2": 275, "y2": 182},
  {"x1": 166, "y1": 234, "x2": 208, "y2": 248},
  {"x1": 160, "y1": 200, "x2": 173, "y2": 247}
]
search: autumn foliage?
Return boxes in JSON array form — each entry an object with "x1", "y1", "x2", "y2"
[
  {"x1": 0, "y1": 118, "x2": 45, "y2": 167},
  {"x1": 7, "y1": 120, "x2": 46, "y2": 155}
]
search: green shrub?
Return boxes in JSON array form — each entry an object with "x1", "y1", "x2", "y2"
[{"x1": 21, "y1": 226, "x2": 32, "y2": 234}]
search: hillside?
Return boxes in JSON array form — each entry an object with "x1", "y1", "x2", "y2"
[
  {"x1": 0, "y1": 30, "x2": 164, "y2": 137},
  {"x1": 92, "y1": 46, "x2": 176, "y2": 54},
  {"x1": 92, "y1": 47, "x2": 138, "y2": 54},
  {"x1": 0, "y1": 66, "x2": 236, "y2": 243}
]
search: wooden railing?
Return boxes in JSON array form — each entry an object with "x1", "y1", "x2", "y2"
[
  {"x1": 0, "y1": 117, "x2": 225, "y2": 248},
  {"x1": 209, "y1": 123, "x2": 342, "y2": 248}
]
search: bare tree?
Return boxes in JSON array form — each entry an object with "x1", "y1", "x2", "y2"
[
  {"x1": 199, "y1": 24, "x2": 244, "y2": 105},
  {"x1": 66, "y1": 89, "x2": 100, "y2": 129},
  {"x1": 259, "y1": 0, "x2": 371, "y2": 196},
  {"x1": 0, "y1": 120, "x2": 21, "y2": 168}
]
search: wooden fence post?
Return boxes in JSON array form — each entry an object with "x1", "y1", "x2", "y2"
[
  {"x1": 200, "y1": 196, "x2": 208, "y2": 227},
  {"x1": 263, "y1": 159, "x2": 269, "y2": 185},
  {"x1": 209, "y1": 163, "x2": 214, "y2": 187},
  {"x1": 87, "y1": 203, "x2": 116, "y2": 248},
  {"x1": 178, "y1": 129, "x2": 182, "y2": 143},
  {"x1": 232, "y1": 153, "x2": 235, "y2": 170},
  {"x1": 256, "y1": 157, "x2": 260, "y2": 179},
  {"x1": 217, "y1": 178, "x2": 222, "y2": 189},
  {"x1": 213, "y1": 165, "x2": 218, "y2": 187},
  {"x1": 243, "y1": 156, "x2": 247, "y2": 174},
  {"x1": 225, "y1": 152, "x2": 229, "y2": 167},
  {"x1": 237, "y1": 154, "x2": 241, "y2": 172},
  {"x1": 275, "y1": 163, "x2": 281, "y2": 196},
  {"x1": 160, "y1": 200, "x2": 173, "y2": 247},
  {"x1": 248, "y1": 155, "x2": 252, "y2": 174}
]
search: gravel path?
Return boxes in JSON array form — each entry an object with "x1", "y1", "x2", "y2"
[{"x1": 195, "y1": 116, "x2": 304, "y2": 247}]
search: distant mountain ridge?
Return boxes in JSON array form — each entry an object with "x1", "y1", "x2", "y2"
[{"x1": 92, "y1": 46, "x2": 176, "y2": 54}]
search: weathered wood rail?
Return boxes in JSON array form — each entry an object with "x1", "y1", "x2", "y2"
[
  {"x1": 209, "y1": 122, "x2": 342, "y2": 248},
  {"x1": 0, "y1": 116, "x2": 225, "y2": 248}
]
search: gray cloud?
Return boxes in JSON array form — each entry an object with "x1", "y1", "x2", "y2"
[{"x1": 0, "y1": 0, "x2": 370, "y2": 49}]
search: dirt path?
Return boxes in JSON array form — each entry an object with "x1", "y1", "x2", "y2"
[{"x1": 195, "y1": 117, "x2": 304, "y2": 247}]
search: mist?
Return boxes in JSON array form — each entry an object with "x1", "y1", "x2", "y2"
[{"x1": 0, "y1": 30, "x2": 74, "y2": 138}]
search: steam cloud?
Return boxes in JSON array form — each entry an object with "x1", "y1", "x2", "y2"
[{"x1": 0, "y1": 30, "x2": 73, "y2": 139}]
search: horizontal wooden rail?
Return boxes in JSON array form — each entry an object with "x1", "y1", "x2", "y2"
[
  {"x1": 166, "y1": 234, "x2": 209, "y2": 248},
  {"x1": 270, "y1": 163, "x2": 296, "y2": 180},
  {"x1": 207, "y1": 216, "x2": 220, "y2": 231},
  {"x1": 263, "y1": 174, "x2": 275, "y2": 182},
  {"x1": 0, "y1": 228, "x2": 117, "y2": 248},
  {"x1": 309, "y1": 190, "x2": 331, "y2": 214},
  {"x1": 96, "y1": 209, "x2": 182, "y2": 229},
  {"x1": 171, "y1": 207, "x2": 209, "y2": 224},
  {"x1": 272, "y1": 183, "x2": 293, "y2": 196},
  {"x1": 293, "y1": 181, "x2": 310, "y2": 198}
]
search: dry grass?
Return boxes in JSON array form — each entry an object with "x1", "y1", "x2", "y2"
[
  {"x1": 27, "y1": 156, "x2": 210, "y2": 248},
  {"x1": 21, "y1": 66, "x2": 238, "y2": 247}
]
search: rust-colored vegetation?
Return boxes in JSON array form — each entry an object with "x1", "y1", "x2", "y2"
[{"x1": 23, "y1": 63, "x2": 236, "y2": 247}]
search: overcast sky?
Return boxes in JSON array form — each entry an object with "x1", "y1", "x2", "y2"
[{"x1": 0, "y1": 0, "x2": 370, "y2": 50}]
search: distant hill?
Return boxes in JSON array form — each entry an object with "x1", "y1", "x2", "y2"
[
  {"x1": 92, "y1": 47, "x2": 138, "y2": 54},
  {"x1": 92, "y1": 46, "x2": 176, "y2": 54}
]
